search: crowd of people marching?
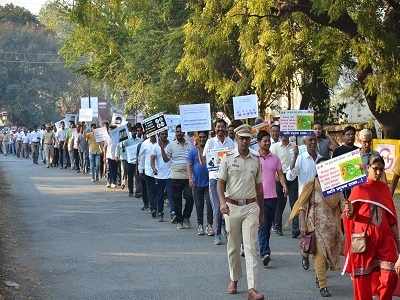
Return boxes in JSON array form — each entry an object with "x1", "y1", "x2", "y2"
[{"x1": 1, "y1": 119, "x2": 400, "y2": 300}]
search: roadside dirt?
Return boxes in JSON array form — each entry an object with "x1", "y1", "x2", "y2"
[{"x1": 0, "y1": 167, "x2": 42, "y2": 299}]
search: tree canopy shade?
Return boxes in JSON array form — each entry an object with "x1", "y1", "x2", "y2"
[
  {"x1": 44, "y1": 0, "x2": 400, "y2": 137},
  {"x1": 52, "y1": 0, "x2": 211, "y2": 116},
  {"x1": 0, "y1": 4, "x2": 89, "y2": 128}
]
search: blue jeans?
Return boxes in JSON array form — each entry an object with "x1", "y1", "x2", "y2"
[
  {"x1": 209, "y1": 179, "x2": 222, "y2": 235},
  {"x1": 154, "y1": 178, "x2": 174, "y2": 215},
  {"x1": 90, "y1": 153, "x2": 100, "y2": 180},
  {"x1": 258, "y1": 198, "x2": 278, "y2": 257}
]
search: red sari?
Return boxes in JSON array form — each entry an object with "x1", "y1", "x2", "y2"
[{"x1": 343, "y1": 180, "x2": 399, "y2": 300}]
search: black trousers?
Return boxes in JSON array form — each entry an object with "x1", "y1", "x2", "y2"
[
  {"x1": 144, "y1": 175, "x2": 156, "y2": 211},
  {"x1": 73, "y1": 149, "x2": 80, "y2": 170},
  {"x1": 274, "y1": 178, "x2": 299, "y2": 234},
  {"x1": 53, "y1": 148, "x2": 59, "y2": 166},
  {"x1": 193, "y1": 186, "x2": 213, "y2": 226},
  {"x1": 171, "y1": 179, "x2": 194, "y2": 224},
  {"x1": 127, "y1": 163, "x2": 136, "y2": 194},
  {"x1": 58, "y1": 142, "x2": 65, "y2": 167}
]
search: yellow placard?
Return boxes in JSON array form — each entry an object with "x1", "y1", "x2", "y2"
[{"x1": 372, "y1": 139, "x2": 400, "y2": 181}]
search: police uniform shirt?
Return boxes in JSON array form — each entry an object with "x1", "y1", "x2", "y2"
[{"x1": 218, "y1": 150, "x2": 262, "y2": 200}]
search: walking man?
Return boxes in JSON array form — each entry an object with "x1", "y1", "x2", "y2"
[
  {"x1": 30, "y1": 128, "x2": 40, "y2": 164},
  {"x1": 257, "y1": 131, "x2": 287, "y2": 267},
  {"x1": 218, "y1": 124, "x2": 264, "y2": 300},
  {"x1": 203, "y1": 119, "x2": 235, "y2": 244},
  {"x1": 187, "y1": 131, "x2": 213, "y2": 235},
  {"x1": 161, "y1": 125, "x2": 194, "y2": 229},
  {"x1": 56, "y1": 121, "x2": 67, "y2": 168},
  {"x1": 43, "y1": 124, "x2": 56, "y2": 168}
]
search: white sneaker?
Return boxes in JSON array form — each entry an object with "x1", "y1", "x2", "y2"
[
  {"x1": 197, "y1": 224, "x2": 205, "y2": 236},
  {"x1": 111, "y1": 183, "x2": 116, "y2": 188},
  {"x1": 183, "y1": 218, "x2": 191, "y2": 229},
  {"x1": 106, "y1": 183, "x2": 111, "y2": 188}
]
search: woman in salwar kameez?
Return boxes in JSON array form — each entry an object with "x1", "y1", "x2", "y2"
[
  {"x1": 343, "y1": 154, "x2": 400, "y2": 300},
  {"x1": 289, "y1": 176, "x2": 343, "y2": 297}
]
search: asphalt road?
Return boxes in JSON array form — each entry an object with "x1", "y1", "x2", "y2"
[{"x1": 0, "y1": 155, "x2": 353, "y2": 300}]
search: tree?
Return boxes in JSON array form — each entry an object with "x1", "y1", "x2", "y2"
[
  {"x1": 225, "y1": 0, "x2": 400, "y2": 136},
  {"x1": 0, "y1": 4, "x2": 91, "y2": 128},
  {"x1": 49, "y1": 0, "x2": 210, "y2": 116}
]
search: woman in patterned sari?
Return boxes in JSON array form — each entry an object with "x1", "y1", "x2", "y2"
[
  {"x1": 343, "y1": 154, "x2": 400, "y2": 300},
  {"x1": 289, "y1": 173, "x2": 343, "y2": 297}
]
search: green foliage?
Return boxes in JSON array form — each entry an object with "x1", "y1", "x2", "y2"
[
  {"x1": 0, "y1": 4, "x2": 93, "y2": 128},
  {"x1": 51, "y1": 0, "x2": 210, "y2": 116}
]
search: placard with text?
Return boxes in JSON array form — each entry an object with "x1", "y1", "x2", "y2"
[
  {"x1": 280, "y1": 110, "x2": 314, "y2": 136},
  {"x1": 316, "y1": 149, "x2": 367, "y2": 197}
]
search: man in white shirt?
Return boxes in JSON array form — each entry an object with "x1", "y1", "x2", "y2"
[
  {"x1": 271, "y1": 135, "x2": 299, "y2": 237},
  {"x1": 151, "y1": 130, "x2": 173, "y2": 222},
  {"x1": 56, "y1": 121, "x2": 67, "y2": 168},
  {"x1": 22, "y1": 131, "x2": 30, "y2": 159},
  {"x1": 285, "y1": 134, "x2": 319, "y2": 270},
  {"x1": 138, "y1": 135, "x2": 157, "y2": 215},
  {"x1": 16, "y1": 129, "x2": 23, "y2": 158},
  {"x1": 30, "y1": 129, "x2": 41, "y2": 164},
  {"x1": 203, "y1": 119, "x2": 235, "y2": 245},
  {"x1": 105, "y1": 125, "x2": 119, "y2": 188},
  {"x1": 286, "y1": 135, "x2": 318, "y2": 194}
]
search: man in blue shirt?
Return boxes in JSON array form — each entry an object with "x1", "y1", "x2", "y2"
[{"x1": 188, "y1": 131, "x2": 212, "y2": 235}]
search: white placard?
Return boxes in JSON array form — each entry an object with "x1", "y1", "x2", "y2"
[
  {"x1": 206, "y1": 148, "x2": 232, "y2": 172},
  {"x1": 165, "y1": 114, "x2": 181, "y2": 139},
  {"x1": 81, "y1": 97, "x2": 98, "y2": 118},
  {"x1": 79, "y1": 108, "x2": 93, "y2": 122},
  {"x1": 233, "y1": 94, "x2": 258, "y2": 120},
  {"x1": 126, "y1": 144, "x2": 139, "y2": 164},
  {"x1": 112, "y1": 113, "x2": 125, "y2": 125},
  {"x1": 179, "y1": 103, "x2": 211, "y2": 132},
  {"x1": 110, "y1": 124, "x2": 129, "y2": 144},
  {"x1": 64, "y1": 113, "x2": 77, "y2": 124},
  {"x1": 94, "y1": 127, "x2": 109, "y2": 143},
  {"x1": 316, "y1": 149, "x2": 367, "y2": 197},
  {"x1": 280, "y1": 110, "x2": 314, "y2": 136}
]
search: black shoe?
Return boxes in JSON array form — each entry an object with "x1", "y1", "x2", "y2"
[
  {"x1": 320, "y1": 288, "x2": 331, "y2": 297},
  {"x1": 128, "y1": 193, "x2": 133, "y2": 198},
  {"x1": 170, "y1": 214, "x2": 177, "y2": 224},
  {"x1": 276, "y1": 229, "x2": 283, "y2": 236},
  {"x1": 315, "y1": 276, "x2": 320, "y2": 288},
  {"x1": 292, "y1": 231, "x2": 300, "y2": 239},
  {"x1": 301, "y1": 256, "x2": 309, "y2": 270},
  {"x1": 151, "y1": 210, "x2": 157, "y2": 218},
  {"x1": 262, "y1": 254, "x2": 271, "y2": 267}
]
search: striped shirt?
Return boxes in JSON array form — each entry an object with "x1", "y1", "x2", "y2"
[{"x1": 166, "y1": 139, "x2": 192, "y2": 179}]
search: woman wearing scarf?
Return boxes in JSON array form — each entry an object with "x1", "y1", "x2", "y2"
[
  {"x1": 289, "y1": 167, "x2": 343, "y2": 297},
  {"x1": 343, "y1": 154, "x2": 400, "y2": 300}
]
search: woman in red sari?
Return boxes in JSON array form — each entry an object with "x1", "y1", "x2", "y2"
[{"x1": 343, "y1": 154, "x2": 400, "y2": 300}]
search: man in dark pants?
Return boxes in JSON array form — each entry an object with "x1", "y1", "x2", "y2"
[
  {"x1": 271, "y1": 135, "x2": 299, "y2": 237},
  {"x1": 161, "y1": 125, "x2": 193, "y2": 229},
  {"x1": 257, "y1": 130, "x2": 287, "y2": 267},
  {"x1": 274, "y1": 178, "x2": 299, "y2": 237}
]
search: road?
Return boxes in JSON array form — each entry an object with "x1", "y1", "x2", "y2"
[{"x1": 0, "y1": 155, "x2": 353, "y2": 300}]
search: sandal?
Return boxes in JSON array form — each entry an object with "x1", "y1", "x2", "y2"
[{"x1": 301, "y1": 256, "x2": 309, "y2": 270}]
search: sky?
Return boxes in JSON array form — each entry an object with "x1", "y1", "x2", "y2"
[{"x1": 0, "y1": 0, "x2": 48, "y2": 15}]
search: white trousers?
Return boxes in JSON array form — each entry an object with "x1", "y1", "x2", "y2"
[{"x1": 224, "y1": 202, "x2": 259, "y2": 290}]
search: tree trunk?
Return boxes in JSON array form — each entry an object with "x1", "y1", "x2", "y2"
[{"x1": 371, "y1": 110, "x2": 400, "y2": 139}]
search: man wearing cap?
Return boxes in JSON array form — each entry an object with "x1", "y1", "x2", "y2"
[
  {"x1": 43, "y1": 124, "x2": 56, "y2": 168},
  {"x1": 218, "y1": 124, "x2": 264, "y2": 300}
]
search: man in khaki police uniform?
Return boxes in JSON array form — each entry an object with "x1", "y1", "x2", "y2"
[
  {"x1": 218, "y1": 124, "x2": 264, "y2": 300},
  {"x1": 43, "y1": 124, "x2": 56, "y2": 168}
]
